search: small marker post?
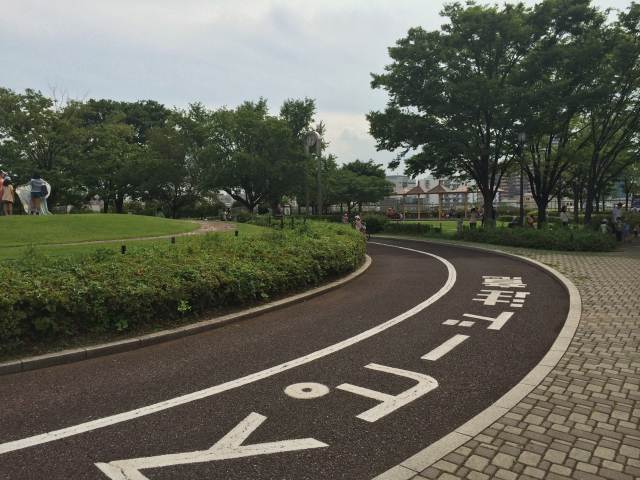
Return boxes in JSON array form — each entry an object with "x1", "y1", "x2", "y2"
[{"x1": 121, "y1": 245, "x2": 126, "y2": 255}]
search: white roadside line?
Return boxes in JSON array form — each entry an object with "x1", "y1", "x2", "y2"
[
  {"x1": 370, "y1": 238, "x2": 582, "y2": 480},
  {"x1": 0, "y1": 243, "x2": 456, "y2": 456},
  {"x1": 421, "y1": 334, "x2": 469, "y2": 361}
]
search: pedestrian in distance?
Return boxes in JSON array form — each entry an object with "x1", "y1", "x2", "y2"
[
  {"x1": 29, "y1": 173, "x2": 47, "y2": 215},
  {"x1": 600, "y1": 218, "x2": 609, "y2": 234},
  {"x1": 354, "y1": 215, "x2": 363, "y2": 232},
  {"x1": 0, "y1": 171, "x2": 5, "y2": 216},
  {"x1": 342, "y1": 212, "x2": 349, "y2": 224},
  {"x1": 560, "y1": 205, "x2": 569, "y2": 227},
  {"x1": 456, "y1": 212, "x2": 464, "y2": 235},
  {"x1": 469, "y1": 207, "x2": 478, "y2": 229},
  {"x1": 612, "y1": 202, "x2": 623, "y2": 223},
  {"x1": 360, "y1": 220, "x2": 369, "y2": 241},
  {"x1": 2, "y1": 177, "x2": 15, "y2": 216},
  {"x1": 526, "y1": 213, "x2": 536, "y2": 228}
]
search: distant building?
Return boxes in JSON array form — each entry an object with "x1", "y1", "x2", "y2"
[{"x1": 386, "y1": 175, "x2": 417, "y2": 194}]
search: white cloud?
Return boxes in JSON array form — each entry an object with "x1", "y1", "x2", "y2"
[{"x1": 1, "y1": 0, "x2": 635, "y2": 172}]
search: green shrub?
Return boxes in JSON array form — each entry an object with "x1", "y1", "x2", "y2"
[
  {"x1": 234, "y1": 211, "x2": 252, "y2": 223},
  {"x1": 458, "y1": 226, "x2": 616, "y2": 251},
  {"x1": 0, "y1": 222, "x2": 365, "y2": 357},
  {"x1": 362, "y1": 214, "x2": 388, "y2": 234}
]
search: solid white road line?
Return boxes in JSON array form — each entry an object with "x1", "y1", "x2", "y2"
[
  {"x1": 421, "y1": 334, "x2": 469, "y2": 361},
  {"x1": 0, "y1": 242, "x2": 456, "y2": 456}
]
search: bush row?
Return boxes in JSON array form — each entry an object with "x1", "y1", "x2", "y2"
[
  {"x1": 458, "y1": 227, "x2": 617, "y2": 251},
  {"x1": 0, "y1": 222, "x2": 365, "y2": 357},
  {"x1": 367, "y1": 214, "x2": 617, "y2": 251}
]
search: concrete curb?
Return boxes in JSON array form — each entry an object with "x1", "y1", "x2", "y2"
[
  {"x1": 0, "y1": 255, "x2": 372, "y2": 376},
  {"x1": 370, "y1": 237, "x2": 582, "y2": 480}
]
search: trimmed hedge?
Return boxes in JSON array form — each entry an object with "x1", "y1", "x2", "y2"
[
  {"x1": 380, "y1": 222, "x2": 616, "y2": 252},
  {"x1": 0, "y1": 222, "x2": 365, "y2": 356},
  {"x1": 458, "y1": 227, "x2": 616, "y2": 251}
]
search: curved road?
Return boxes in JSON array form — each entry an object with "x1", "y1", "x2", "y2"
[{"x1": 0, "y1": 239, "x2": 570, "y2": 480}]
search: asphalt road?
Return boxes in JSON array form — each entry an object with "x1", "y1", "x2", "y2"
[{"x1": 0, "y1": 239, "x2": 569, "y2": 480}]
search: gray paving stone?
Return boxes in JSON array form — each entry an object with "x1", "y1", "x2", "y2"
[{"x1": 401, "y1": 243, "x2": 640, "y2": 480}]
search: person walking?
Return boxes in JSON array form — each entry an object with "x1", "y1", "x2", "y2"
[
  {"x1": 342, "y1": 212, "x2": 349, "y2": 224},
  {"x1": 560, "y1": 205, "x2": 569, "y2": 227},
  {"x1": 354, "y1": 215, "x2": 363, "y2": 232},
  {"x1": 0, "y1": 171, "x2": 5, "y2": 215},
  {"x1": 2, "y1": 177, "x2": 14, "y2": 216},
  {"x1": 29, "y1": 173, "x2": 47, "y2": 215},
  {"x1": 612, "y1": 202, "x2": 623, "y2": 223}
]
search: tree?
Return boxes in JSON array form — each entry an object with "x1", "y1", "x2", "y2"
[
  {"x1": 334, "y1": 160, "x2": 393, "y2": 214},
  {"x1": 578, "y1": 3, "x2": 640, "y2": 223},
  {"x1": 0, "y1": 88, "x2": 80, "y2": 205},
  {"x1": 368, "y1": 2, "x2": 538, "y2": 224},
  {"x1": 202, "y1": 100, "x2": 305, "y2": 212},
  {"x1": 619, "y1": 155, "x2": 640, "y2": 209},
  {"x1": 516, "y1": 0, "x2": 605, "y2": 225},
  {"x1": 279, "y1": 98, "x2": 316, "y2": 139}
]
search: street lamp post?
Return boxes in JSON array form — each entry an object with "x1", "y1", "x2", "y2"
[
  {"x1": 303, "y1": 130, "x2": 322, "y2": 215},
  {"x1": 518, "y1": 132, "x2": 527, "y2": 227}
]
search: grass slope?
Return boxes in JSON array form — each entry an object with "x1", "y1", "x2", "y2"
[
  {"x1": 0, "y1": 222, "x2": 262, "y2": 260},
  {"x1": 0, "y1": 214, "x2": 198, "y2": 248}
]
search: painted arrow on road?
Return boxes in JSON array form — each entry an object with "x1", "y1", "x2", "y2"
[{"x1": 95, "y1": 412, "x2": 328, "y2": 480}]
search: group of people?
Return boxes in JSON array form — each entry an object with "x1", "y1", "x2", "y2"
[
  {"x1": 0, "y1": 172, "x2": 49, "y2": 216},
  {"x1": 607, "y1": 202, "x2": 638, "y2": 241},
  {"x1": 343, "y1": 212, "x2": 369, "y2": 239}
]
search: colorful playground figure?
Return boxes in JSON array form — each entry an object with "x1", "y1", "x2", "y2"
[{"x1": 16, "y1": 181, "x2": 52, "y2": 215}]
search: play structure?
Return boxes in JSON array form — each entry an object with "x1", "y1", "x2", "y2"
[{"x1": 15, "y1": 181, "x2": 52, "y2": 215}]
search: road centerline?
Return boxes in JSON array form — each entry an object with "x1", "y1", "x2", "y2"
[{"x1": 0, "y1": 243, "x2": 456, "y2": 456}]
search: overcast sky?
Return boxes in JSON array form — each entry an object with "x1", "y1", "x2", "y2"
[{"x1": 1, "y1": 0, "x2": 634, "y2": 173}]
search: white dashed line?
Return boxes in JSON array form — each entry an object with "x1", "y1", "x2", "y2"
[{"x1": 421, "y1": 334, "x2": 470, "y2": 361}]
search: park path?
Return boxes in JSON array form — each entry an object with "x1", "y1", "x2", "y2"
[{"x1": 379, "y1": 239, "x2": 640, "y2": 480}]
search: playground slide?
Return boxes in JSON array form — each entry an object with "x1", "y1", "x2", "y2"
[{"x1": 15, "y1": 182, "x2": 52, "y2": 215}]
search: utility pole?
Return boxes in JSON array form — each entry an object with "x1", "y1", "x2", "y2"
[
  {"x1": 518, "y1": 132, "x2": 526, "y2": 226},
  {"x1": 304, "y1": 130, "x2": 322, "y2": 215}
]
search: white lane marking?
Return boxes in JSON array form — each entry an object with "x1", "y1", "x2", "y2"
[
  {"x1": 421, "y1": 335, "x2": 470, "y2": 361},
  {"x1": 336, "y1": 363, "x2": 438, "y2": 423},
  {"x1": 284, "y1": 382, "x2": 330, "y2": 400},
  {"x1": 95, "y1": 412, "x2": 327, "y2": 480},
  {"x1": 0, "y1": 242, "x2": 455, "y2": 455}
]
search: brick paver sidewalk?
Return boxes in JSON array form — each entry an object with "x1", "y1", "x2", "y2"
[{"x1": 397, "y1": 242, "x2": 640, "y2": 480}]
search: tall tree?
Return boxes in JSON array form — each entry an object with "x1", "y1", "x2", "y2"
[
  {"x1": 517, "y1": 0, "x2": 605, "y2": 225},
  {"x1": 335, "y1": 160, "x2": 393, "y2": 214},
  {"x1": 368, "y1": 2, "x2": 538, "y2": 223},
  {"x1": 579, "y1": 3, "x2": 640, "y2": 223},
  {"x1": 202, "y1": 100, "x2": 304, "y2": 212}
]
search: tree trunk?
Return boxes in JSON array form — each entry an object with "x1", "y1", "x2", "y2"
[
  {"x1": 573, "y1": 186, "x2": 580, "y2": 224},
  {"x1": 537, "y1": 201, "x2": 548, "y2": 228},
  {"x1": 114, "y1": 196, "x2": 124, "y2": 214},
  {"x1": 584, "y1": 184, "x2": 596, "y2": 224}
]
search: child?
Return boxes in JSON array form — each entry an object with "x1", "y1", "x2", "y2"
[
  {"x1": 600, "y1": 218, "x2": 609, "y2": 234},
  {"x1": 2, "y1": 178, "x2": 14, "y2": 216}
]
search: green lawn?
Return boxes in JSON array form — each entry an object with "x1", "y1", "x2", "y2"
[
  {"x1": 0, "y1": 220, "x2": 262, "y2": 260},
  {"x1": 0, "y1": 214, "x2": 198, "y2": 248}
]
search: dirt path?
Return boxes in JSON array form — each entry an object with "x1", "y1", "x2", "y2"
[{"x1": 30, "y1": 220, "x2": 235, "y2": 248}]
